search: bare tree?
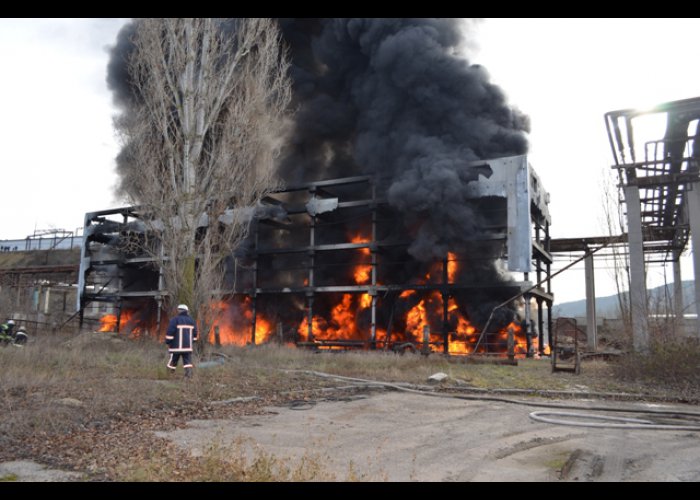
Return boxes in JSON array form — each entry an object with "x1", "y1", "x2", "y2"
[
  {"x1": 600, "y1": 167, "x2": 633, "y2": 336},
  {"x1": 115, "y1": 18, "x2": 291, "y2": 341}
]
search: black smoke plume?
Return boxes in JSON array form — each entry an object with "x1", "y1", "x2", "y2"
[
  {"x1": 276, "y1": 18, "x2": 529, "y2": 260},
  {"x1": 106, "y1": 19, "x2": 530, "y2": 333},
  {"x1": 107, "y1": 18, "x2": 528, "y2": 262}
]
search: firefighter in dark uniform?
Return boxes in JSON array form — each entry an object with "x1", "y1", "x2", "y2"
[
  {"x1": 0, "y1": 320, "x2": 15, "y2": 344},
  {"x1": 165, "y1": 304, "x2": 198, "y2": 378},
  {"x1": 5, "y1": 319, "x2": 15, "y2": 338}
]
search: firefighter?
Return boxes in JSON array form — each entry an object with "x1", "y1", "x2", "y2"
[
  {"x1": 5, "y1": 319, "x2": 15, "y2": 338},
  {"x1": 165, "y1": 304, "x2": 198, "y2": 378},
  {"x1": 0, "y1": 322, "x2": 11, "y2": 345},
  {"x1": 14, "y1": 325, "x2": 28, "y2": 345},
  {"x1": 0, "y1": 319, "x2": 15, "y2": 343}
]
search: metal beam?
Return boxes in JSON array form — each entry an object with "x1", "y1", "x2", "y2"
[
  {"x1": 274, "y1": 175, "x2": 374, "y2": 193},
  {"x1": 244, "y1": 283, "x2": 528, "y2": 295},
  {"x1": 627, "y1": 172, "x2": 699, "y2": 188},
  {"x1": 550, "y1": 235, "x2": 626, "y2": 253},
  {"x1": 0, "y1": 264, "x2": 78, "y2": 275},
  {"x1": 531, "y1": 240, "x2": 553, "y2": 264},
  {"x1": 527, "y1": 287, "x2": 554, "y2": 303}
]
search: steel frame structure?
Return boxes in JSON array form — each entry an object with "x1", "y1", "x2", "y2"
[
  {"x1": 78, "y1": 155, "x2": 554, "y2": 354},
  {"x1": 605, "y1": 96, "x2": 700, "y2": 346}
]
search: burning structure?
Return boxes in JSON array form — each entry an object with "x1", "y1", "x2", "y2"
[
  {"x1": 79, "y1": 154, "x2": 552, "y2": 356},
  {"x1": 85, "y1": 19, "x2": 554, "y2": 356}
]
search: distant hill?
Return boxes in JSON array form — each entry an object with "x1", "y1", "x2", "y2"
[{"x1": 553, "y1": 280, "x2": 697, "y2": 318}]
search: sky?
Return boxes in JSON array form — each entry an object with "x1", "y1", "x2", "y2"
[{"x1": 0, "y1": 18, "x2": 698, "y2": 304}]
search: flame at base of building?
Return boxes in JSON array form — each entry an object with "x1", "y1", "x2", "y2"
[
  {"x1": 97, "y1": 293, "x2": 542, "y2": 358},
  {"x1": 97, "y1": 249, "x2": 546, "y2": 358}
]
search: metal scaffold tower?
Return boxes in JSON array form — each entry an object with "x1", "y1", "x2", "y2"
[{"x1": 605, "y1": 96, "x2": 700, "y2": 349}]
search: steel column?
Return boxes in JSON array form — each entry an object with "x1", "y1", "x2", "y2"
[
  {"x1": 442, "y1": 256, "x2": 449, "y2": 354},
  {"x1": 370, "y1": 181, "x2": 377, "y2": 346},
  {"x1": 624, "y1": 184, "x2": 649, "y2": 351},
  {"x1": 688, "y1": 181, "x2": 700, "y2": 337},
  {"x1": 307, "y1": 203, "x2": 316, "y2": 342},
  {"x1": 584, "y1": 250, "x2": 597, "y2": 352},
  {"x1": 673, "y1": 258, "x2": 683, "y2": 320}
]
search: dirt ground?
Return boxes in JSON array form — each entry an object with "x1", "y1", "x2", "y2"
[
  {"x1": 0, "y1": 460, "x2": 83, "y2": 482},
  {"x1": 4, "y1": 337, "x2": 700, "y2": 482},
  {"x1": 155, "y1": 390, "x2": 700, "y2": 481}
]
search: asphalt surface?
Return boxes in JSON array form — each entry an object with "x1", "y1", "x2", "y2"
[{"x1": 154, "y1": 391, "x2": 700, "y2": 481}]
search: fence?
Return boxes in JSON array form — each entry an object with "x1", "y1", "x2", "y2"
[{"x1": 0, "y1": 234, "x2": 82, "y2": 252}]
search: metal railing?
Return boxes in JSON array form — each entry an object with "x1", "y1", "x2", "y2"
[{"x1": 0, "y1": 234, "x2": 82, "y2": 252}]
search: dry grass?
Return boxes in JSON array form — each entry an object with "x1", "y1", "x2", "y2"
[
  {"x1": 611, "y1": 337, "x2": 700, "y2": 399},
  {"x1": 1, "y1": 330, "x2": 699, "y2": 481},
  {"x1": 115, "y1": 435, "x2": 382, "y2": 482}
]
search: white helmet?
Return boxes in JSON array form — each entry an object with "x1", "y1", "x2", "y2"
[
  {"x1": 7, "y1": 319, "x2": 14, "y2": 325},
  {"x1": 177, "y1": 304, "x2": 189, "y2": 312}
]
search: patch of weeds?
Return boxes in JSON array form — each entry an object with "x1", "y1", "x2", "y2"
[
  {"x1": 612, "y1": 338, "x2": 700, "y2": 399},
  {"x1": 543, "y1": 450, "x2": 571, "y2": 472}
]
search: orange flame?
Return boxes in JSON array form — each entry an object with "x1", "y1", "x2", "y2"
[
  {"x1": 210, "y1": 297, "x2": 274, "y2": 346},
  {"x1": 98, "y1": 314, "x2": 117, "y2": 332},
  {"x1": 98, "y1": 309, "x2": 148, "y2": 337},
  {"x1": 360, "y1": 293, "x2": 372, "y2": 309},
  {"x1": 447, "y1": 252, "x2": 457, "y2": 284},
  {"x1": 350, "y1": 234, "x2": 372, "y2": 284},
  {"x1": 95, "y1": 242, "x2": 545, "y2": 359}
]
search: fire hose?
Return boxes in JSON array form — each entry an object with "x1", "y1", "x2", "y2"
[
  {"x1": 294, "y1": 370, "x2": 700, "y2": 431},
  {"x1": 528, "y1": 411, "x2": 700, "y2": 431}
]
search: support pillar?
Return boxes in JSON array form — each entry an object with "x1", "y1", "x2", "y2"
[
  {"x1": 306, "y1": 295, "x2": 315, "y2": 342},
  {"x1": 251, "y1": 221, "x2": 260, "y2": 345},
  {"x1": 442, "y1": 256, "x2": 449, "y2": 355},
  {"x1": 673, "y1": 258, "x2": 683, "y2": 320},
  {"x1": 43, "y1": 287, "x2": 51, "y2": 314},
  {"x1": 546, "y1": 301, "x2": 553, "y2": 354},
  {"x1": 370, "y1": 182, "x2": 377, "y2": 347},
  {"x1": 584, "y1": 250, "x2": 597, "y2": 352},
  {"x1": 624, "y1": 185, "x2": 649, "y2": 351},
  {"x1": 545, "y1": 221, "x2": 552, "y2": 353},
  {"x1": 251, "y1": 295, "x2": 257, "y2": 345},
  {"x1": 688, "y1": 181, "x2": 700, "y2": 337},
  {"x1": 306, "y1": 205, "x2": 317, "y2": 343},
  {"x1": 537, "y1": 298, "x2": 544, "y2": 355}
]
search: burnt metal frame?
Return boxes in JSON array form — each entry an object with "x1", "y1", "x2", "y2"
[
  {"x1": 77, "y1": 156, "x2": 554, "y2": 354},
  {"x1": 238, "y1": 157, "x2": 553, "y2": 355},
  {"x1": 77, "y1": 206, "x2": 167, "y2": 333}
]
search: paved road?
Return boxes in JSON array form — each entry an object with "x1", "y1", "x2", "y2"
[{"x1": 156, "y1": 391, "x2": 700, "y2": 481}]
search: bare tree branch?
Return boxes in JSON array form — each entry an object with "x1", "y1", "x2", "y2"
[{"x1": 116, "y1": 18, "x2": 292, "y2": 342}]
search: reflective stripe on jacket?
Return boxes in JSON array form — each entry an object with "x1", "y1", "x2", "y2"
[{"x1": 165, "y1": 312, "x2": 198, "y2": 352}]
